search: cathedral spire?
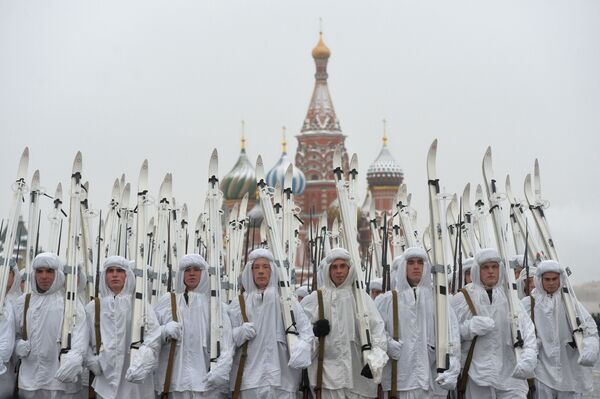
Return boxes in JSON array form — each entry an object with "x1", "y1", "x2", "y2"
[
  {"x1": 301, "y1": 31, "x2": 341, "y2": 133},
  {"x1": 240, "y1": 120, "x2": 246, "y2": 150}
]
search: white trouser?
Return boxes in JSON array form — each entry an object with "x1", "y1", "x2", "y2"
[
  {"x1": 383, "y1": 388, "x2": 432, "y2": 398},
  {"x1": 534, "y1": 380, "x2": 582, "y2": 399},
  {"x1": 18, "y1": 389, "x2": 80, "y2": 399},
  {"x1": 466, "y1": 377, "x2": 526, "y2": 399},
  {"x1": 314, "y1": 388, "x2": 375, "y2": 399}
]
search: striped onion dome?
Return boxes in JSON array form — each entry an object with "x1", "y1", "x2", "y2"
[
  {"x1": 221, "y1": 145, "x2": 256, "y2": 201},
  {"x1": 366, "y1": 130, "x2": 403, "y2": 187},
  {"x1": 265, "y1": 129, "x2": 306, "y2": 195}
]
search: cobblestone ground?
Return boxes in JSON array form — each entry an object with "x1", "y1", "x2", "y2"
[{"x1": 584, "y1": 362, "x2": 600, "y2": 398}]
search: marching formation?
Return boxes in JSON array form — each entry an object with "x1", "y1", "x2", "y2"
[{"x1": 0, "y1": 140, "x2": 598, "y2": 399}]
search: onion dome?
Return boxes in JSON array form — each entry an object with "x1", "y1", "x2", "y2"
[
  {"x1": 221, "y1": 130, "x2": 256, "y2": 200},
  {"x1": 366, "y1": 122, "x2": 403, "y2": 187},
  {"x1": 312, "y1": 32, "x2": 331, "y2": 59},
  {"x1": 266, "y1": 128, "x2": 306, "y2": 195},
  {"x1": 247, "y1": 202, "x2": 263, "y2": 225}
]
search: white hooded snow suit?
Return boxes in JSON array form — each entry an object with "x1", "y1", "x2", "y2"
[
  {"x1": 0, "y1": 299, "x2": 16, "y2": 398},
  {"x1": 14, "y1": 252, "x2": 88, "y2": 399},
  {"x1": 301, "y1": 248, "x2": 388, "y2": 399},
  {"x1": 451, "y1": 248, "x2": 537, "y2": 399},
  {"x1": 154, "y1": 254, "x2": 233, "y2": 398},
  {"x1": 521, "y1": 260, "x2": 599, "y2": 398},
  {"x1": 227, "y1": 248, "x2": 314, "y2": 399},
  {"x1": 84, "y1": 256, "x2": 161, "y2": 399},
  {"x1": 1, "y1": 262, "x2": 21, "y2": 397},
  {"x1": 376, "y1": 248, "x2": 461, "y2": 399}
]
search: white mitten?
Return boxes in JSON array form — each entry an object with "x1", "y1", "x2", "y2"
[{"x1": 469, "y1": 316, "x2": 495, "y2": 337}]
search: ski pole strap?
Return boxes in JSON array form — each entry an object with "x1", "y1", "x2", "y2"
[
  {"x1": 233, "y1": 294, "x2": 249, "y2": 399},
  {"x1": 390, "y1": 290, "x2": 398, "y2": 399},
  {"x1": 457, "y1": 288, "x2": 478, "y2": 395},
  {"x1": 22, "y1": 293, "x2": 31, "y2": 340},
  {"x1": 161, "y1": 292, "x2": 178, "y2": 399},
  {"x1": 94, "y1": 297, "x2": 102, "y2": 355},
  {"x1": 315, "y1": 289, "x2": 325, "y2": 398}
]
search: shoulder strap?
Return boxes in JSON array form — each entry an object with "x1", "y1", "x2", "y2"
[
  {"x1": 390, "y1": 290, "x2": 399, "y2": 399},
  {"x1": 315, "y1": 289, "x2": 325, "y2": 397},
  {"x1": 457, "y1": 288, "x2": 478, "y2": 395},
  {"x1": 94, "y1": 297, "x2": 102, "y2": 354},
  {"x1": 233, "y1": 294, "x2": 249, "y2": 399},
  {"x1": 22, "y1": 293, "x2": 31, "y2": 340},
  {"x1": 459, "y1": 288, "x2": 478, "y2": 316},
  {"x1": 161, "y1": 292, "x2": 179, "y2": 399}
]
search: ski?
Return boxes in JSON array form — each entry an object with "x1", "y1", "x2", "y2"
[
  {"x1": 482, "y1": 147, "x2": 524, "y2": 361},
  {"x1": 425, "y1": 139, "x2": 451, "y2": 373},
  {"x1": 24, "y1": 169, "x2": 41, "y2": 294}
]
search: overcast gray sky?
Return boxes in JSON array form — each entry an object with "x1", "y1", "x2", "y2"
[{"x1": 1, "y1": 1, "x2": 599, "y2": 283}]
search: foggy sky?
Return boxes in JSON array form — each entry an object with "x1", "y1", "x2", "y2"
[{"x1": 1, "y1": 1, "x2": 599, "y2": 285}]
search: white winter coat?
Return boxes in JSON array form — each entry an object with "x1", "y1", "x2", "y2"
[
  {"x1": 301, "y1": 248, "x2": 388, "y2": 398},
  {"x1": 154, "y1": 254, "x2": 233, "y2": 395},
  {"x1": 14, "y1": 253, "x2": 88, "y2": 395},
  {"x1": 376, "y1": 248, "x2": 461, "y2": 394},
  {"x1": 85, "y1": 256, "x2": 161, "y2": 399},
  {"x1": 521, "y1": 260, "x2": 599, "y2": 394},
  {"x1": 227, "y1": 248, "x2": 314, "y2": 396},
  {"x1": 0, "y1": 300, "x2": 16, "y2": 398},
  {"x1": 451, "y1": 249, "x2": 537, "y2": 394}
]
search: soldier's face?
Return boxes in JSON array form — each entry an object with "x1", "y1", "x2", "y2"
[
  {"x1": 35, "y1": 267, "x2": 55, "y2": 292},
  {"x1": 542, "y1": 272, "x2": 560, "y2": 294},
  {"x1": 105, "y1": 266, "x2": 127, "y2": 294},
  {"x1": 329, "y1": 259, "x2": 350, "y2": 287},
  {"x1": 406, "y1": 257, "x2": 424, "y2": 287},
  {"x1": 480, "y1": 262, "x2": 500, "y2": 288},
  {"x1": 252, "y1": 258, "x2": 271, "y2": 290},
  {"x1": 184, "y1": 266, "x2": 202, "y2": 290},
  {"x1": 6, "y1": 270, "x2": 15, "y2": 292}
]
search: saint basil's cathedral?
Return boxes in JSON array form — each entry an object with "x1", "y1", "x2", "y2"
[{"x1": 219, "y1": 33, "x2": 404, "y2": 279}]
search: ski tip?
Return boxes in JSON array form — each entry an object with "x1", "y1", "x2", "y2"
[
  {"x1": 284, "y1": 164, "x2": 293, "y2": 189},
  {"x1": 427, "y1": 139, "x2": 438, "y2": 164},
  {"x1": 55, "y1": 182, "x2": 63, "y2": 199},
  {"x1": 111, "y1": 179, "x2": 120, "y2": 199},
  {"x1": 17, "y1": 147, "x2": 30, "y2": 181},
  {"x1": 31, "y1": 170, "x2": 40, "y2": 190},
  {"x1": 141, "y1": 159, "x2": 148, "y2": 173},
  {"x1": 255, "y1": 155, "x2": 265, "y2": 181},
  {"x1": 407, "y1": 192, "x2": 412, "y2": 207},
  {"x1": 209, "y1": 149, "x2": 219, "y2": 180},
  {"x1": 72, "y1": 151, "x2": 83, "y2": 174},
  {"x1": 350, "y1": 153, "x2": 358, "y2": 171},
  {"x1": 332, "y1": 148, "x2": 342, "y2": 170}
]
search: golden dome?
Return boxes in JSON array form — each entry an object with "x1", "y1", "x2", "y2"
[{"x1": 311, "y1": 33, "x2": 331, "y2": 59}]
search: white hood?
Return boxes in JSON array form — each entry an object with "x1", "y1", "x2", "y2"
[{"x1": 31, "y1": 252, "x2": 65, "y2": 295}]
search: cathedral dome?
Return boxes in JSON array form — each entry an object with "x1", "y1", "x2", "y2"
[
  {"x1": 311, "y1": 33, "x2": 331, "y2": 59},
  {"x1": 265, "y1": 129, "x2": 306, "y2": 195},
  {"x1": 221, "y1": 137, "x2": 256, "y2": 200},
  {"x1": 366, "y1": 131, "x2": 403, "y2": 187}
]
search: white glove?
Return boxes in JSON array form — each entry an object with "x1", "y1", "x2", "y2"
[
  {"x1": 0, "y1": 363, "x2": 6, "y2": 376},
  {"x1": 435, "y1": 370, "x2": 457, "y2": 390},
  {"x1": 578, "y1": 336, "x2": 599, "y2": 367},
  {"x1": 126, "y1": 345, "x2": 155, "y2": 383},
  {"x1": 86, "y1": 355, "x2": 102, "y2": 376},
  {"x1": 233, "y1": 322, "x2": 256, "y2": 347},
  {"x1": 512, "y1": 360, "x2": 535, "y2": 379},
  {"x1": 55, "y1": 351, "x2": 83, "y2": 383},
  {"x1": 287, "y1": 339, "x2": 312, "y2": 369},
  {"x1": 387, "y1": 338, "x2": 403, "y2": 360},
  {"x1": 162, "y1": 321, "x2": 182, "y2": 341},
  {"x1": 203, "y1": 369, "x2": 228, "y2": 391},
  {"x1": 15, "y1": 340, "x2": 31, "y2": 358},
  {"x1": 365, "y1": 346, "x2": 388, "y2": 385},
  {"x1": 469, "y1": 316, "x2": 495, "y2": 337}
]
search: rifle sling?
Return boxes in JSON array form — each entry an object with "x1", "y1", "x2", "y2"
[
  {"x1": 22, "y1": 293, "x2": 31, "y2": 340},
  {"x1": 94, "y1": 297, "x2": 102, "y2": 354},
  {"x1": 527, "y1": 296, "x2": 536, "y2": 397},
  {"x1": 161, "y1": 292, "x2": 178, "y2": 398},
  {"x1": 389, "y1": 290, "x2": 399, "y2": 399},
  {"x1": 457, "y1": 288, "x2": 478, "y2": 395},
  {"x1": 233, "y1": 293, "x2": 249, "y2": 399},
  {"x1": 315, "y1": 289, "x2": 325, "y2": 399}
]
